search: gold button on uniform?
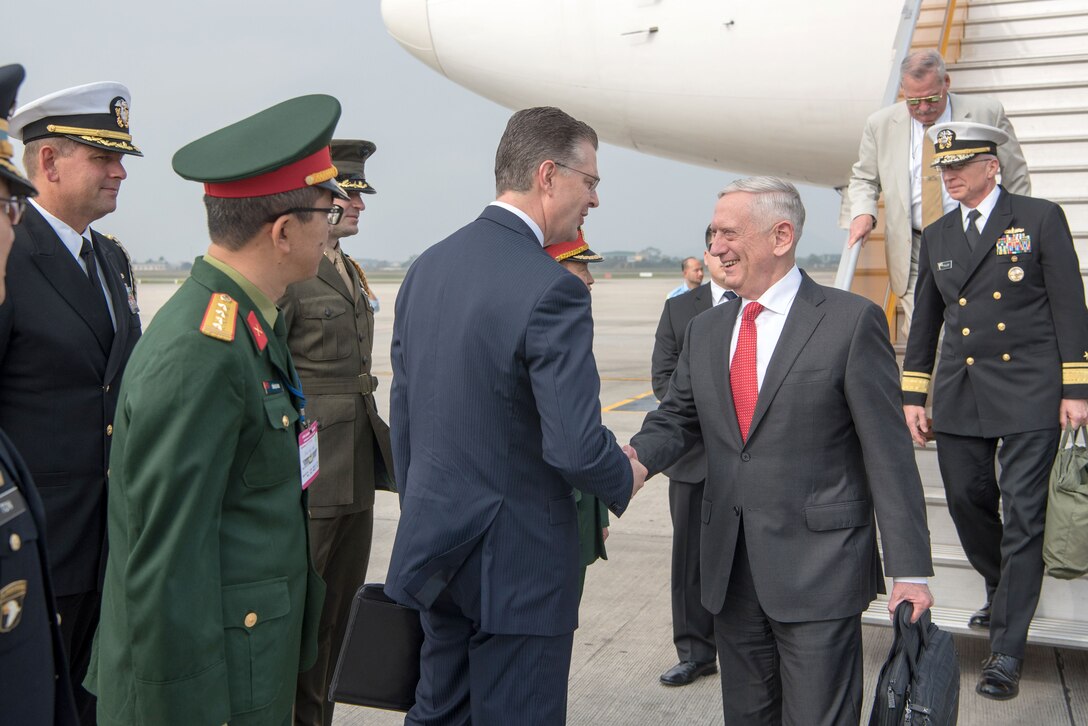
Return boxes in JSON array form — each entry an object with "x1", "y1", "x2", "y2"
[
  {"x1": 106, "y1": 424, "x2": 113, "y2": 436},
  {"x1": 9, "y1": 533, "x2": 21, "y2": 551},
  {"x1": 281, "y1": 415, "x2": 289, "y2": 428},
  {"x1": 966, "y1": 357, "x2": 975, "y2": 366},
  {"x1": 959, "y1": 298, "x2": 967, "y2": 307},
  {"x1": 997, "y1": 323, "x2": 1006, "y2": 331},
  {"x1": 1002, "y1": 353, "x2": 1011, "y2": 361},
  {"x1": 962, "y1": 328, "x2": 970, "y2": 336},
  {"x1": 993, "y1": 292, "x2": 1002, "y2": 300},
  {"x1": 1011, "y1": 255, "x2": 1019, "y2": 262},
  {"x1": 244, "y1": 612, "x2": 258, "y2": 628}
]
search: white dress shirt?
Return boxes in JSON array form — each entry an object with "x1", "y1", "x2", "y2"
[
  {"x1": 29, "y1": 198, "x2": 117, "y2": 327},
  {"x1": 909, "y1": 102, "x2": 955, "y2": 230},
  {"x1": 709, "y1": 279, "x2": 737, "y2": 307},
  {"x1": 960, "y1": 183, "x2": 1002, "y2": 234},
  {"x1": 489, "y1": 201, "x2": 544, "y2": 246}
]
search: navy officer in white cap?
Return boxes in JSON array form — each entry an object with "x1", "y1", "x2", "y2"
[
  {"x1": 2, "y1": 81, "x2": 143, "y2": 724},
  {"x1": 902, "y1": 121, "x2": 1088, "y2": 700}
]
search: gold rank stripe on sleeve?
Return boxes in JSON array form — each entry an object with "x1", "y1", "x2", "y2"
[
  {"x1": 199, "y1": 293, "x2": 238, "y2": 342},
  {"x1": 1062, "y1": 362, "x2": 1088, "y2": 386},
  {"x1": 901, "y1": 371, "x2": 932, "y2": 394}
]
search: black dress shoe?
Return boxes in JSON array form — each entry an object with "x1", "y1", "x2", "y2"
[
  {"x1": 659, "y1": 660, "x2": 718, "y2": 686},
  {"x1": 977, "y1": 653, "x2": 1021, "y2": 700},
  {"x1": 968, "y1": 602, "x2": 991, "y2": 630}
]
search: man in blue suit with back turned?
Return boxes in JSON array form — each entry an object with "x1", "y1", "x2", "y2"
[{"x1": 385, "y1": 106, "x2": 646, "y2": 725}]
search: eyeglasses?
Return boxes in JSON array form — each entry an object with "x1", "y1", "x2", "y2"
[
  {"x1": 905, "y1": 92, "x2": 943, "y2": 107},
  {"x1": 268, "y1": 206, "x2": 344, "y2": 225},
  {"x1": 1, "y1": 196, "x2": 27, "y2": 225},
  {"x1": 554, "y1": 161, "x2": 600, "y2": 192}
]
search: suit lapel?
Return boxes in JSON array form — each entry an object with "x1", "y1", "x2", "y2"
[
  {"x1": 745, "y1": 276, "x2": 826, "y2": 444},
  {"x1": 94, "y1": 231, "x2": 132, "y2": 383},
  {"x1": 317, "y1": 255, "x2": 353, "y2": 303},
  {"x1": 887, "y1": 108, "x2": 911, "y2": 223},
  {"x1": 962, "y1": 188, "x2": 1012, "y2": 288},
  {"x1": 710, "y1": 299, "x2": 742, "y2": 444},
  {"x1": 23, "y1": 207, "x2": 113, "y2": 354}
]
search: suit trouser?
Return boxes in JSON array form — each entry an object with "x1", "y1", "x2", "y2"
[
  {"x1": 407, "y1": 555, "x2": 574, "y2": 726},
  {"x1": 713, "y1": 525, "x2": 863, "y2": 726},
  {"x1": 898, "y1": 230, "x2": 923, "y2": 339},
  {"x1": 294, "y1": 508, "x2": 374, "y2": 726},
  {"x1": 58, "y1": 589, "x2": 100, "y2": 726},
  {"x1": 935, "y1": 428, "x2": 1058, "y2": 659},
  {"x1": 668, "y1": 477, "x2": 716, "y2": 663}
]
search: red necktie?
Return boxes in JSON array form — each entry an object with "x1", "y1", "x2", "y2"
[{"x1": 731, "y1": 302, "x2": 764, "y2": 442}]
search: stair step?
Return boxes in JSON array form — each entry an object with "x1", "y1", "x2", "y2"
[
  {"x1": 1020, "y1": 137, "x2": 1088, "y2": 166},
  {"x1": 963, "y1": 11, "x2": 1088, "y2": 39},
  {"x1": 957, "y1": 82, "x2": 1088, "y2": 113},
  {"x1": 959, "y1": 29, "x2": 1088, "y2": 62},
  {"x1": 1005, "y1": 106, "x2": 1088, "y2": 136},
  {"x1": 1026, "y1": 166, "x2": 1088, "y2": 200},
  {"x1": 862, "y1": 601, "x2": 1088, "y2": 649},
  {"x1": 967, "y1": 0, "x2": 1088, "y2": 21},
  {"x1": 950, "y1": 55, "x2": 1088, "y2": 88}
]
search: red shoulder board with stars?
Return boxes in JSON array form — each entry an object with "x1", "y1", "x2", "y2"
[
  {"x1": 246, "y1": 310, "x2": 268, "y2": 352},
  {"x1": 199, "y1": 293, "x2": 238, "y2": 342}
]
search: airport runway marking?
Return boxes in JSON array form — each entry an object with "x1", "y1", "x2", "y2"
[{"x1": 602, "y1": 390, "x2": 657, "y2": 413}]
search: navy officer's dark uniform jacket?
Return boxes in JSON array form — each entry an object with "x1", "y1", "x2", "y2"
[
  {"x1": 0, "y1": 427, "x2": 78, "y2": 725},
  {"x1": 903, "y1": 187, "x2": 1088, "y2": 429},
  {"x1": 0, "y1": 203, "x2": 142, "y2": 596}
]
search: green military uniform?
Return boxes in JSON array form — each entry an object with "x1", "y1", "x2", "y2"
[
  {"x1": 86, "y1": 257, "x2": 324, "y2": 725},
  {"x1": 86, "y1": 94, "x2": 347, "y2": 726}
]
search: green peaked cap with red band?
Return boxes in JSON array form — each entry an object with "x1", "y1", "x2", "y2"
[{"x1": 172, "y1": 94, "x2": 347, "y2": 199}]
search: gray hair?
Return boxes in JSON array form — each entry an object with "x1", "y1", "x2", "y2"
[
  {"x1": 494, "y1": 107, "x2": 598, "y2": 195},
  {"x1": 22, "y1": 137, "x2": 78, "y2": 182},
  {"x1": 900, "y1": 50, "x2": 947, "y2": 84},
  {"x1": 204, "y1": 186, "x2": 323, "y2": 250},
  {"x1": 718, "y1": 176, "x2": 806, "y2": 242}
]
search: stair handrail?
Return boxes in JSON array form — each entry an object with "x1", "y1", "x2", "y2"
[{"x1": 938, "y1": 0, "x2": 961, "y2": 61}]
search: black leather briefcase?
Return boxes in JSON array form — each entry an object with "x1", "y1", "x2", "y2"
[{"x1": 328, "y1": 583, "x2": 424, "y2": 712}]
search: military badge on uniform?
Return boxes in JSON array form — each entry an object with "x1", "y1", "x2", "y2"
[
  {"x1": 937, "y1": 128, "x2": 954, "y2": 150},
  {"x1": 938, "y1": 260, "x2": 953, "y2": 271},
  {"x1": 200, "y1": 293, "x2": 238, "y2": 341},
  {"x1": 111, "y1": 96, "x2": 129, "y2": 129},
  {"x1": 0, "y1": 579, "x2": 27, "y2": 632},
  {"x1": 1008, "y1": 266, "x2": 1025, "y2": 282},
  {"x1": 996, "y1": 228, "x2": 1031, "y2": 256},
  {"x1": 246, "y1": 310, "x2": 268, "y2": 352}
]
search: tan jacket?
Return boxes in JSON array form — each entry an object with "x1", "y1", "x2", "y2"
[
  {"x1": 280, "y1": 253, "x2": 394, "y2": 517},
  {"x1": 848, "y1": 92, "x2": 1031, "y2": 296}
]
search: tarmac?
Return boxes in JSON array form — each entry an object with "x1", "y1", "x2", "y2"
[{"x1": 135, "y1": 273, "x2": 1088, "y2": 725}]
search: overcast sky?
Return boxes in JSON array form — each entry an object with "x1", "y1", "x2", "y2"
[{"x1": 6, "y1": 0, "x2": 847, "y2": 264}]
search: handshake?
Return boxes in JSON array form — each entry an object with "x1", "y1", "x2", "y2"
[{"x1": 622, "y1": 444, "x2": 647, "y2": 499}]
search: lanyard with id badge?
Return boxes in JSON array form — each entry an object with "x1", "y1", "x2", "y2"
[{"x1": 282, "y1": 373, "x2": 320, "y2": 490}]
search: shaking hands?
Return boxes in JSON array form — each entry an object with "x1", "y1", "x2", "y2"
[{"x1": 622, "y1": 444, "x2": 647, "y2": 499}]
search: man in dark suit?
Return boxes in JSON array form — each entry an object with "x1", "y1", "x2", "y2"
[
  {"x1": 631, "y1": 176, "x2": 933, "y2": 725},
  {"x1": 385, "y1": 106, "x2": 645, "y2": 725},
  {"x1": 903, "y1": 122, "x2": 1088, "y2": 700},
  {"x1": 0, "y1": 62, "x2": 78, "y2": 726},
  {"x1": 280, "y1": 139, "x2": 394, "y2": 726},
  {"x1": 2, "y1": 81, "x2": 143, "y2": 723},
  {"x1": 653, "y1": 225, "x2": 735, "y2": 687}
]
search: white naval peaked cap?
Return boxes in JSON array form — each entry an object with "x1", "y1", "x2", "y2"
[
  {"x1": 10, "y1": 81, "x2": 142, "y2": 156},
  {"x1": 926, "y1": 121, "x2": 1007, "y2": 167}
]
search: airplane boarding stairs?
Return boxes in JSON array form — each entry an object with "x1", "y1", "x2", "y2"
[{"x1": 857, "y1": 0, "x2": 1088, "y2": 651}]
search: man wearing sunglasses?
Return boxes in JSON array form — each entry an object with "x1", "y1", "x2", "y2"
[
  {"x1": 847, "y1": 49, "x2": 1030, "y2": 336},
  {"x1": 279, "y1": 139, "x2": 394, "y2": 726},
  {"x1": 3, "y1": 80, "x2": 145, "y2": 724},
  {"x1": 85, "y1": 96, "x2": 347, "y2": 726},
  {"x1": 902, "y1": 121, "x2": 1088, "y2": 702}
]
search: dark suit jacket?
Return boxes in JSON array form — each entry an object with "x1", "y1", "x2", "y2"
[
  {"x1": 633, "y1": 272, "x2": 933, "y2": 622},
  {"x1": 384, "y1": 205, "x2": 633, "y2": 636},
  {"x1": 0, "y1": 204, "x2": 141, "y2": 595},
  {"x1": 652, "y1": 283, "x2": 712, "y2": 483},
  {"x1": 903, "y1": 187, "x2": 1088, "y2": 437},
  {"x1": 280, "y1": 253, "x2": 394, "y2": 517},
  {"x1": 0, "y1": 428, "x2": 78, "y2": 726}
]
